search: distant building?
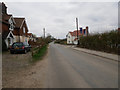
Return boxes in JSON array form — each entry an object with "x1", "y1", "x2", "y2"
[
  {"x1": 27, "y1": 33, "x2": 37, "y2": 42},
  {"x1": 66, "y1": 26, "x2": 89, "y2": 45}
]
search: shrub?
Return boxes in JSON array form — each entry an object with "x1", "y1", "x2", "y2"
[{"x1": 79, "y1": 30, "x2": 119, "y2": 54}]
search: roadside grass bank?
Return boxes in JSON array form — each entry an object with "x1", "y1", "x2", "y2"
[{"x1": 32, "y1": 44, "x2": 48, "y2": 62}]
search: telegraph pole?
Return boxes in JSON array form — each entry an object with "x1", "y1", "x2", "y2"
[
  {"x1": 76, "y1": 17, "x2": 79, "y2": 45},
  {"x1": 43, "y1": 28, "x2": 45, "y2": 38}
]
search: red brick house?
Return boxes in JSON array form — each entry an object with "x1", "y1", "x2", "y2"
[
  {"x1": 1, "y1": 2, "x2": 16, "y2": 48},
  {"x1": 1, "y1": 2, "x2": 30, "y2": 48},
  {"x1": 13, "y1": 18, "x2": 29, "y2": 44}
]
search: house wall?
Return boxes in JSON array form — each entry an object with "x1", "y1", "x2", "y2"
[
  {"x1": 14, "y1": 35, "x2": 28, "y2": 44},
  {"x1": 67, "y1": 33, "x2": 79, "y2": 45},
  {"x1": 14, "y1": 36, "x2": 19, "y2": 42},
  {"x1": 13, "y1": 20, "x2": 29, "y2": 44},
  {"x1": 2, "y1": 21, "x2": 15, "y2": 48},
  {"x1": 19, "y1": 21, "x2": 28, "y2": 36},
  {"x1": 73, "y1": 41, "x2": 78, "y2": 45},
  {"x1": 2, "y1": 23, "x2": 9, "y2": 32},
  {"x1": 67, "y1": 33, "x2": 73, "y2": 44}
]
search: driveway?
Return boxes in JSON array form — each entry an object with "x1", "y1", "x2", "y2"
[{"x1": 2, "y1": 51, "x2": 48, "y2": 88}]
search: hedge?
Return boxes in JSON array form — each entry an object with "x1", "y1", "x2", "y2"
[{"x1": 79, "y1": 30, "x2": 119, "y2": 54}]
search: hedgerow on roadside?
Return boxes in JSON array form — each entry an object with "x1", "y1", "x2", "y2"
[{"x1": 79, "y1": 30, "x2": 119, "y2": 54}]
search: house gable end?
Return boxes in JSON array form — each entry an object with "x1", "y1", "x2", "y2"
[{"x1": 19, "y1": 20, "x2": 29, "y2": 36}]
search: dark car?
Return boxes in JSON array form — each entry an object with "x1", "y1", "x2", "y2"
[{"x1": 10, "y1": 42, "x2": 31, "y2": 54}]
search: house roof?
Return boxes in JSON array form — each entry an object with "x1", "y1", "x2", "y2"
[
  {"x1": 14, "y1": 18, "x2": 25, "y2": 28},
  {"x1": 2, "y1": 14, "x2": 12, "y2": 21},
  {"x1": 1, "y1": 14, "x2": 12, "y2": 24},
  {"x1": 27, "y1": 33, "x2": 32, "y2": 36},
  {"x1": 74, "y1": 38, "x2": 78, "y2": 41},
  {"x1": 69, "y1": 32, "x2": 74, "y2": 36},
  {"x1": 69, "y1": 30, "x2": 82, "y2": 36}
]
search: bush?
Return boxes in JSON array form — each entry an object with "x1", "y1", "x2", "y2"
[{"x1": 79, "y1": 30, "x2": 119, "y2": 54}]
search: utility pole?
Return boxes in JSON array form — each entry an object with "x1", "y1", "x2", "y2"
[
  {"x1": 76, "y1": 17, "x2": 79, "y2": 45},
  {"x1": 43, "y1": 28, "x2": 45, "y2": 39}
]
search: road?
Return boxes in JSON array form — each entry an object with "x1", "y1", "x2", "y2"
[{"x1": 44, "y1": 43, "x2": 118, "y2": 88}]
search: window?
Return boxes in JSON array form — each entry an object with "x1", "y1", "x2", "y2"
[
  {"x1": 80, "y1": 28, "x2": 82, "y2": 34},
  {"x1": 23, "y1": 27, "x2": 25, "y2": 33},
  {"x1": 84, "y1": 30, "x2": 86, "y2": 34},
  {"x1": 9, "y1": 23, "x2": 14, "y2": 30},
  {"x1": 9, "y1": 18, "x2": 14, "y2": 30}
]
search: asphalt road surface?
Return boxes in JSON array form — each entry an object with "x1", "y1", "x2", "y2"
[{"x1": 45, "y1": 43, "x2": 118, "y2": 88}]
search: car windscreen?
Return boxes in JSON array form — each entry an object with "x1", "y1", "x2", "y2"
[{"x1": 12, "y1": 43, "x2": 23, "y2": 47}]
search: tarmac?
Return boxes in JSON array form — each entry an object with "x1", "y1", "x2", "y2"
[{"x1": 68, "y1": 45, "x2": 119, "y2": 62}]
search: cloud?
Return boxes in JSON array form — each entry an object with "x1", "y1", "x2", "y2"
[{"x1": 5, "y1": 2, "x2": 118, "y2": 38}]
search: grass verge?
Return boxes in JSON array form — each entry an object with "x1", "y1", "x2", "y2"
[{"x1": 32, "y1": 44, "x2": 48, "y2": 62}]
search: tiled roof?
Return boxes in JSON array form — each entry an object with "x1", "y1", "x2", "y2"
[
  {"x1": 14, "y1": 18, "x2": 25, "y2": 28},
  {"x1": 74, "y1": 38, "x2": 78, "y2": 41},
  {"x1": 1, "y1": 14, "x2": 12, "y2": 24},
  {"x1": 2, "y1": 14, "x2": 12, "y2": 21},
  {"x1": 69, "y1": 30, "x2": 82, "y2": 36}
]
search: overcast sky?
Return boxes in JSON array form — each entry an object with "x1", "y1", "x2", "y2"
[{"x1": 5, "y1": 2, "x2": 118, "y2": 39}]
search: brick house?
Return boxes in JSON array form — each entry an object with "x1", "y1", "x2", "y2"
[
  {"x1": 66, "y1": 26, "x2": 89, "y2": 45},
  {"x1": 13, "y1": 18, "x2": 29, "y2": 45},
  {"x1": 1, "y1": 3, "x2": 16, "y2": 48},
  {"x1": 1, "y1": 2, "x2": 30, "y2": 48}
]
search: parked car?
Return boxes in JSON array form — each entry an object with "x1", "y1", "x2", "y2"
[{"x1": 10, "y1": 42, "x2": 31, "y2": 54}]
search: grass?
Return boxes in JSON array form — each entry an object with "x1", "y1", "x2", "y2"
[{"x1": 32, "y1": 45, "x2": 48, "y2": 62}]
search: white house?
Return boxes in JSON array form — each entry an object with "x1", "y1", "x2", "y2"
[{"x1": 66, "y1": 26, "x2": 89, "y2": 45}]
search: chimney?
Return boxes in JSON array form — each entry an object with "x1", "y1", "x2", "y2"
[
  {"x1": 86, "y1": 26, "x2": 89, "y2": 36},
  {"x1": 2, "y1": 2, "x2": 7, "y2": 14}
]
